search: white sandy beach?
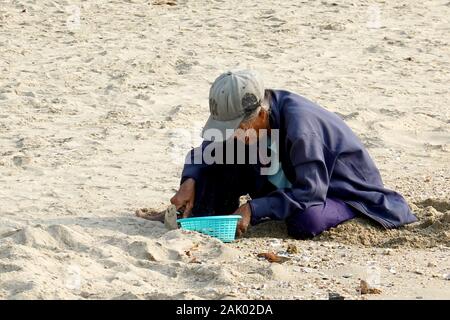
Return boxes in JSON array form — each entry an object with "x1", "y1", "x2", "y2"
[{"x1": 0, "y1": 0, "x2": 449, "y2": 299}]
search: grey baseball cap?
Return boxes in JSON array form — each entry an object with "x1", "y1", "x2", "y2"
[{"x1": 202, "y1": 70, "x2": 265, "y2": 141}]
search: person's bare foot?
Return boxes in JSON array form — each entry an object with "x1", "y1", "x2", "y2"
[{"x1": 135, "y1": 208, "x2": 165, "y2": 222}]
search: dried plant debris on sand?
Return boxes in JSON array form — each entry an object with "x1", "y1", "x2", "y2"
[
  {"x1": 359, "y1": 280, "x2": 382, "y2": 295},
  {"x1": 257, "y1": 252, "x2": 290, "y2": 263}
]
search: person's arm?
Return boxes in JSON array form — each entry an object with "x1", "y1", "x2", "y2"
[
  {"x1": 248, "y1": 133, "x2": 334, "y2": 224},
  {"x1": 173, "y1": 140, "x2": 214, "y2": 217},
  {"x1": 180, "y1": 140, "x2": 212, "y2": 184}
]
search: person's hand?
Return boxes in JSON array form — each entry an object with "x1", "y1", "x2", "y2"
[
  {"x1": 233, "y1": 203, "x2": 252, "y2": 237},
  {"x1": 170, "y1": 178, "x2": 195, "y2": 218}
]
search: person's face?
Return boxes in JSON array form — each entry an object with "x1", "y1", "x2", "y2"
[{"x1": 233, "y1": 109, "x2": 269, "y2": 145}]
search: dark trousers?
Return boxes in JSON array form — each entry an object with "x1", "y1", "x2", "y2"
[{"x1": 191, "y1": 162, "x2": 357, "y2": 239}]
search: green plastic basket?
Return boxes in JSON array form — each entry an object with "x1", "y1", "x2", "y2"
[{"x1": 177, "y1": 215, "x2": 241, "y2": 243}]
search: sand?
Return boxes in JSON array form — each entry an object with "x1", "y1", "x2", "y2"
[
  {"x1": 0, "y1": 0, "x2": 449, "y2": 299},
  {"x1": 316, "y1": 200, "x2": 450, "y2": 248}
]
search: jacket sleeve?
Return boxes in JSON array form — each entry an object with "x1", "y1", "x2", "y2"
[
  {"x1": 180, "y1": 140, "x2": 212, "y2": 184},
  {"x1": 249, "y1": 134, "x2": 334, "y2": 223}
]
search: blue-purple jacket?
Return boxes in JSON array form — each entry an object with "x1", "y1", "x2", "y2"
[{"x1": 181, "y1": 89, "x2": 417, "y2": 228}]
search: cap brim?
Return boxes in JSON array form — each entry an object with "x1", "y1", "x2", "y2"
[{"x1": 201, "y1": 115, "x2": 245, "y2": 142}]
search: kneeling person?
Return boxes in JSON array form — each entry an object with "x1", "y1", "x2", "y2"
[{"x1": 171, "y1": 70, "x2": 417, "y2": 238}]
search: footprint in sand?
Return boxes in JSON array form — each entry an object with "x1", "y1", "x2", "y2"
[
  {"x1": 334, "y1": 111, "x2": 360, "y2": 120},
  {"x1": 20, "y1": 91, "x2": 35, "y2": 97},
  {"x1": 12, "y1": 155, "x2": 31, "y2": 167},
  {"x1": 174, "y1": 58, "x2": 198, "y2": 75},
  {"x1": 5, "y1": 225, "x2": 93, "y2": 251},
  {"x1": 414, "y1": 199, "x2": 450, "y2": 212},
  {"x1": 379, "y1": 108, "x2": 406, "y2": 117},
  {"x1": 0, "y1": 263, "x2": 22, "y2": 273},
  {"x1": 319, "y1": 22, "x2": 346, "y2": 31}
]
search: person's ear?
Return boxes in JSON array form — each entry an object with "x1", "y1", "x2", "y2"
[
  {"x1": 259, "y1": 108, "x2": 269, "y2": 124},
  {"x1": 258, "y1": 108, "x2": 266, "y2": 119}
]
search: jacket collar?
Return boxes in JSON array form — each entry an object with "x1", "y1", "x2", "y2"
[{"x1": 268, "y1": 89, "x2": 281, "y2": 130}]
